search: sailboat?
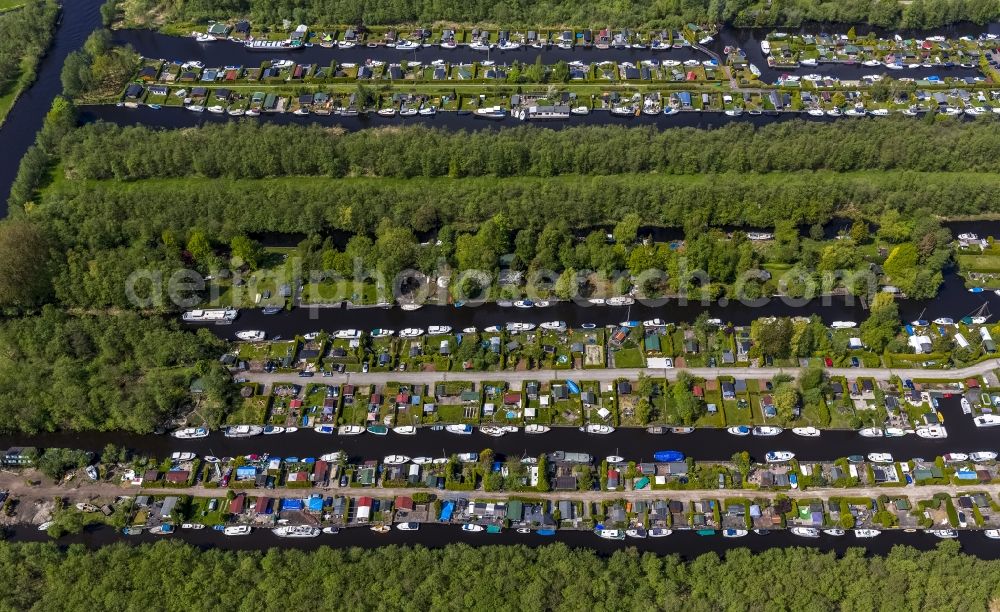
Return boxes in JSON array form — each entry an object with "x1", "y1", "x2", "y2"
[{"x1": 962, "y1": 302, "x2": 991, "y2": 325}]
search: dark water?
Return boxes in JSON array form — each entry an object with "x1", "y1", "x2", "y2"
[
  {"x1": 8, "y1": 522, "x2": 999, "y2": 559},
  {"x1": 0, "y1": 0, "x2": 103, "y2": 210},
  {"x1": 0, "y1": 397, "x2": 992, "y2": 464}
]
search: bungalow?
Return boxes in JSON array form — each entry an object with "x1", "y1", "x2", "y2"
[
  {"x1": 214, "y1": 88, "x2": 232, "y2": 101},
  {"x1": 387, "y1": 65, "x2": 403, "y2": 80},
  {"x1": 254, "y1": 496, "x2": 272, "y2": 517},
  {"x1": 137, "y1": 66, "x2": 159, "y2": 81},
  {"x1": 124, "y1": 83, "x2": 144, "y2": 99},
  {"x1": 230, "y1": 493, "x2": 247, "y2": 515},
  {"x1": 147, "y1": 85, "x2": 168, "y2": 96},
  {"x1": 165, "y1": 470, "x2": 189, "y2": 484},
  {"x1": 0, "y1": 447, "x2": 35, "y2": 466},
  {"x1": 433, "y1": 66, "x2": 447, "y2": 80},
  {"x1": 721, "y1": 382, "x2": 735, "y2": 399},
  {"x1": 200, "y1": 68, "x2": 219, "y2": 82},
  {"x1": 761, "y1": 395, "x2": 776, "y2": 418},
  {"x1": 356, "y1": 496, "x2": 373, "y2": 522},
  {"x1": 558, "y1": 500, "x2": 575, "y2": 520},
  {"x1": 395, "y1": 496, "x2": 414, "y2": 512}
]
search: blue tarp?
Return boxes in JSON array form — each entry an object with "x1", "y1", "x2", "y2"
[
  {"x1": 439, "y1": 501, "x2": 455, "y2": 521},
  {"x1": 281, "y1": 498, "x2": 305, "y2": 511},
  {"x1": 236, "y1": 466, "x2": 257, "y2": 478},
  {"x1": 566, "y1": 380, "x2": 580, "y2": 394},
  {"x1": 307, "y1": 496, "x2": 324, "y2": 512}
]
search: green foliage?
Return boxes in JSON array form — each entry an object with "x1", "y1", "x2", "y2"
[
  {"x1": 0, "y1": 219, "x2": 54, "y2": 311},
  {"x1": 0, "y1": 1, "x2": 59, "y2": 101},
  {"x1": 0, "y1": 307, "x2": 227, "y2": 433},
  {"x1": 35, "y1": 448, "x2": 90, "y2": 480}
]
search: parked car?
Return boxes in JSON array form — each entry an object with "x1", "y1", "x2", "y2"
[{"x1": 851, "y1": 357, "x2": 860, "y2": 367}]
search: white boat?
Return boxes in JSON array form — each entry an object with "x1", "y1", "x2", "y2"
[
  {"x1": 582, "y1": 424, "x2": 615, "y2": 434},
  {"x1": 643, "y1": 318, "x2": 666, "y2": 327},
  {"x1": 462, "y1": 524, "x2": 484, "y2": 532},
  {"x1": 970, "y1": 452, "x2": 997, "y2": 462},
  {"x1": 272, "y1": 525, "x2": 321, "y2": 538},
  {"x1": 961, "y1": 398, "x2": 972, "y2": 414},
  {"x1": 412, "y1": 457, "x2": 433, "y2": 465},
  {"x1": 206, "y1": 105, "x2": 225, "y2": 114},
  {"x1": 723, "y1": 529, "x2": 748, "y2": 538},
  {"x1": 596, "y1": 529, "x2": 626, "y2": 540},
  {"x1": 313, "y1": 425, "x2": 335, "y2": 434},
  {"x1": 791, "y1": 527, "x2": 819, "y2": 538},
  {"x1": 727, "y1": 426, "x2": 750, "y2": 436},
  {"x1": 859, "y1": 428, "x2": 884, "y2": 438},
  {"x1": 975, "y1": 415, "x2": 1000, "y2": 427},
  {"x1": 605, "y1": 455, "x2": 624, "y2": 464},
  {"x1": 625, "y1": 528, "x2": 647, "y2": 539},
  {"x1": 765, "y1": 451, "x2": 795, "y2": 463},
  {"x1": 181, "y1": 523, "x2": 205, "y2": 530},
  {"x1": 170, "y1": 452, "x2": 195, "y2": 461},
  {"x1": 322, "y1": 526, "x2": 340, "y2": 534},
  {"x1": 427, "y1": 325, "x2": 452, "y2": 335},
  {"x1": 186, "y1": 105, "x2": 205, "y2": 113},
  {"x1": 822, "y1": 528, "x2": 845, "y2": 536},
  {"x1": 479, "y1": 426, "x2": 506, "y2": 437},
  {"x1": 475, "y1": 106, "x2": 506, "y2": 119},
  {"x1": 224, "y1": 425, "x2": 263, "y2": 438},
  {"x1": 943, "y1": 453, "x2": 969, "y2": 463},
  {"x1": 752, "y1": 426, "x2": 782, "y2": 436},
  {"x1": 75, "y1": 503, "x2": 98, "y2": 512},
  {"x1": 831, "y1": 321, "x2": 856, "y2": 329},
  {"x1": 606, "y1": 297, "x2": 634, "y2": 306},
  {"x1": 262, "y1": 426, "x2": 285, "y2": 435},
  {"x1": 203, "y1": 455, "x2": 220, "y2": 463},
  {"x1": 319, "y1": 452, "x2": 342, "y2": 462},
  {"x1": 540, "y1": 320, "x2": 567, "y2": 331},
  {"x1": 985, "y1": 529, "x2": 1000, "y2": 539},
  {"x1": 393, "y1": 426, "x2": 417, "y2": 435},
  {"x1": 800, "y1": 58, "x2": 818, "y2": 66},
  {"x1": 524, "y1": 424, "x2": 550, "y2": 434},
  {"x1": 182, "y1": 308, "x2": 238, "y2": 323},
  {"x1": 461, "y1": 327, "x2": 477, "y2": 334},
  {"x1": 571, "y1": 106, "x2": 590, "y2": 115},
  {"x1": 445, "y1": 424, "x2": 473, "y2": 435},
  {"x1": 520, "y1": 457, "x2": 538, "y2": 465},
  {"x1": 334, "y1": 329, "x2": 361, "y2": 339},
  {"x1": 915, "y1": 425, "x2": 948, "y2": 439},
  {"x1": 171, "y1": 427, "x2": 209, "y2": 439},
  {"x1": 854, "y1": 529, "x2": 881, "y2": 538},
  {"x1": 885, "y1": 428, "x2": 907, "y2": 437},
  {"x1": 760, "y1": 40, "x2": 771, "y2": 55},
  {"x1": 394, "y1": 40, "x2": 419, "y2": 50},
  {"x1": 867, "y1": 453, "x2": 893, "y2": 463},
  {"x1": 370, "y1": 328, "x2": 394, "y2": 338},
  {"x1": 791, "y1": 427, "x2": 820, "y2": 437},
  {"x1": 224, "y1": 525, "x2": 252, "y2": 536},
  {"x1": 933, "y1": 317, "x2": 954, "y2": 326},
  {"x1": 377, "y1": 108, "x2": 397, "y2": 117},
  {"x1": 235, "y1": 330, "x2": 265, "y2": 341},
  {"x1": 399, "y1": 328, "x2": 424, "y2": 338},
  {"x1": 302, "y1": 332, "x2": 320, "y2": 340},
  {"x1": 418, "y1": 106, "x2": 437, "y2": 116},
  {"x1": 396, "y1": 522, "x2": 420, "y2": 531},
  {"x1": 928, "y1": 529, "x2": 958, "y2": 538},
  {"x1": 648, "y1": 528, "x2": 672, "y2": 537},
  {"x1": 383, "y1": 455, "x2": 410, "y2": 465},
  {"x1": 338, "y1": 425, "x2": 365, "y2": 435},
  {"x1": 506, "y1": 323, "x2": 536, "y2": 332}
]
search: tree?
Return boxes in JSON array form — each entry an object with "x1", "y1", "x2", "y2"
[
  {"x1": 882, "y1": 243, "x2": 919, "y2": 295},
  {"x1": 671, "y1": 376, "x2": 701, "y2": 425},
  {"x1": 0, "y1": 220, "x2": 53, "y2": 310},
  {"x1": 635, "y1": 397, "x2": 652, "y2": 425},
  {"x1": 229, "y1": 235, "x2": 262, "y2": 270},
  {"x1": 613, "y1": 213, "x2": 641, "y2": 247},
  {"x1": 731, "y1": 451, "x2": 751, "y2": 478},
  {"x1": 751, "y1": 318, "x2": 794, "y2": 359},
  {"x1": 186, "y1": 230, "x2": 212, "y2": 264},
  {"x1": 860, "y1": 293, "x2": 900, "y2": 352},
  {"x1": 554, "y1": 268, "x2": 577, "y2": 299},
  {"x1": 772, "y1": 384, "x2": 800, "y2": 421}
]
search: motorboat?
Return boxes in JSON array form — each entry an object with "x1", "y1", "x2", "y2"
[
  {"x1": 412, "y1": 457, "x2": 433, "y2": 465},
  {"x1": 643, "y1": 318, "x2": 666, "y2": 327},
  {"x1": 648, "y1": 528, "x2": 672, "y2": 537},
  {"x1": 625, "y1": 527, "x2": 647, "y2": 539},
  {"x1": 367, "y1": 425, "x2": 388, "y2": 436},
  {"x1": 911, "y1": 319, "x2": 929, "y2": 327},
  {"x1": 172, "y1": 427, "x2": 209, "y2": 439},
  {"x1": 671, "y1": 427, "x2": 695, "y2": 434},
  {"x1": 822, "y1": 528, "x2": 845, "y2": 536},
  {"x1": 461, "y1": 327, "x2": 477, "y2": 334},
  {"x1": 399, "y1": 328, "x2": 425, "y2": 338},
  {"x1": 377, "y1": 108, "x2": 397, "y2": 117},
  {"x1": 149, "y1": 524, "x2": 174, "y2": 535},
  {"x1": 790, "y1": 527, "x2": 819, "y2": 538},
  {"x1": 728, "y1": 426, "x2": 750, "y2": 436},
  {"x1": 752, "y1": 426, "x2": 782, "y2": 436},
  {"x1": 262, "y1": 425, "x2": 285, "y2": 435},
  {"x1": 653, "y1": 451, "x2": 684, "y2": 462},
  {"x1": 646, "y1": 426, "x2": 667, "y2": 435},
  {"x1": 859, "y1": 428, "x2": 884, "y2": 438},
  {"x1": 507, "y1": 322, "x2": 536, "y2": 332},
  {"x1": 792, "y1": 427, "x2": 820, "y2": 437},
  {"x1": 885, "y1": 428, "x2": 907, "y2": 437},
  {"x1": 595, "y1": 528, "x2": 626, "y2": 540},
  {"x1": 516, "y1": 527, "x2": 531, "y2": 534},
  {"x1": 928, "y1": 529, "x2": 958, "y2": 538},
  {"x1": 370, "y1": 328, "x2": 394, "y2": 338},
  {"x1": 520, "y1": 457, "x2": 538, "y2": 465},
  {"x1": 393, "y1": 426, "x2": 417, "y2": 435},
  {"x1": 181, "y1": 523, "x2": 205, "y2": 530},
  {"x1": 462, "y1": 524, "x2": 484, "y2": 532},
  {"x1": 970, "y1": 452, "x2": 998, "y2": 462},
  {"x1": 170, "y1": 452, "x2": 196, "y2": 461},
  {"x1": 224, "y1": 425, "x2": 263, "y2": 438},
  {"x1": 224, "y1": 525, "x2": 252, "y2": 536},
  {"x1": 867, "y1": 453, "x2": 893, "y2": 463},
  {"x1": 606, "y1": 455, "x2": 624, "y2": 464},
  {"x1": 371, "y1": 524, "x2": 391, "y2": 534},
  {"x1": 723, "y1": 529, "x2": 748, "y2": 538},
  {"x1": 314, "y1": 424, "x2": 335, "y2": 434},
  {"x1": 524, "y1": 424, "x2": 550, "y2": 434},
  {"x1": 182, "y1": 308, "x2": 238, "y2": 323},
  {"x1": 853, "y1": 529, "x2": 881, "y2": 538},
  {"x1": 582, "y1": 424, "x2": 614, "y2": 434},
  {"x1": 427, "y1": 325, "x2": 452, "y2": 335},
  {"x1": 334, "y1": 329, "x2": 361, "y2": 339},
  {"x1": 273, "y1": 525, "x2": 321, "y2": 538},
  {"x1": 942, "y1": 453, "x2": 969, "y2": 463},
  {"x1": 479, "y1": 426, "x2": 506, "y2": 437},
  {"x1": 830, "y1": 321, "x2": 856, "y2": 329},
  {"x1": 985, "y1": 529, "x2": 1000, "y2": 539},
  {"x1": 915, "y1": 425, "x2": 948, "y2": 439},
  {"x1": 933, "y1": 317, "x2": 954, "y2": 326},
  {"x1": 383, "y1": 455, "x2": 410, "y2": 465},
  {"x1": 446, "y1": 424, "x2": 473, "y2": 435},
  {"x1": 765, "y1": 451, "x2": 795, "y2": 463},
  {"x1": 337, "y1": 425, "x2": 365, "y2": 435},
  {"x1": 975, "y1": 415, "x2": 1000, "y2": 427},
  {"x1": 540, "y1": 321, "x2": 567, "y2": 331},
  {"x1": 396, "y1": 522, "x2": 420, "y2": 531},
  {"x1": 319, "y1": 452, "x2": 342, "y2": 462},
  {"x1": 76, "y1": 502, "x2": 98, "y2": 512},
  {"x1": 474, "y1": 106, "x2": 506, "y2": 119},
  {"x1": 235, "y1": 330, "x2": 265, "y2": 341},
  {"x1": 961, "y1": 398, "x2": 972, "y2": 414},
  {"x1": 203, "y1": 455, "x2": 220, "y2": 463},
  {"x1": 321, "y1": 526, "x2": 340, "y2": 534}
]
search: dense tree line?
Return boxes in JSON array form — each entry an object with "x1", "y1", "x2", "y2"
[
  {"x1": 58, "y1": 119, "x2": 1000, "y2": 181},
  {"x1": 0, "y1": 1, "x2": 59, "y2": 109},
  {"x1": 0, "y1": 307, "x2": 228, "y2": 433},
  {"x1": 61, "y1": 30, "x2": 140, "y2": 100},
  {"x1": 0, "y1": 540, "x2": 994, "y2": 610},
  {"x1": 119, "y1": 0, "x2": 1000, "y2": 29}
]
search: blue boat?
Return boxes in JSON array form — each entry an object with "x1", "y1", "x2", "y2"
[
  {"x1": 620, "y1": 320, "x2": 640, "y2": 328},
  {"x1": 566, "y1": 380, "x2": 580, "y2": 394},
  {"x1": 261, "y1": 306, "x2": 282, "y2": 315},
  {"x1": 537, "y1": 529, "x2": 556, "y2": 536},
  {"x1": 654, "y1": 450, "x2": 684, "y2": 462},
  {"x1": 147, "y1": 103, "x2": 161, "y2": 109},
  {"x1": 970, "y1": 287, "x2": 984, "y2": 293}
]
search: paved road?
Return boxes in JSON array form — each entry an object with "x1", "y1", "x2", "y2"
[{"x1": 241, "y1": 359, "x2": 1000, "y2": 389}]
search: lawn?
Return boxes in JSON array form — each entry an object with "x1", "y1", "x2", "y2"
[
  {"x1": 612, "y1": 347, "x2": 645, "y2": 368},
  {"x1": 225, "y1": 395, "x2": 270, "y2": 425}
]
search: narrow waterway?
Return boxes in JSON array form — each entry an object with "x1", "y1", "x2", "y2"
[{"x1": 6, "y1": 522, "x2": 996, "y2": 559}]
